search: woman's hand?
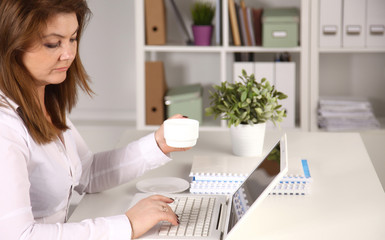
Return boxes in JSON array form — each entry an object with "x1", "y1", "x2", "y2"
[
  {"x1": 155, "y1": 114, "x2": 192, "y2": 154},
  {"x1": 125, "y1": 195, "x2": 179, "y2": 239}
]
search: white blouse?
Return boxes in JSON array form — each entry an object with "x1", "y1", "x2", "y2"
[{"x1": 0, "y1": 93, "x2": 172, "y2": 240}]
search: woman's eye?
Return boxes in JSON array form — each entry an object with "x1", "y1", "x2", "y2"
[
  {"x1": 70, "y1": 38, "x2": 77, "y2": 43},
  {"x1": 44, "y1": 42, "x2": 60, "y2": 49}
]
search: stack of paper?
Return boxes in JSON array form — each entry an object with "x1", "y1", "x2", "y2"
[{"x1": 318, "y1": 96, "x2": 380, "y2": 131}]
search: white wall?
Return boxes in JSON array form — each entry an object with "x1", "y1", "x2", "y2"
[{"x1": 70, "y1": 0, "x2": 136, "y2": 122}]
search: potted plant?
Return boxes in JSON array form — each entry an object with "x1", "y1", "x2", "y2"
[
  {"x1": 191, "y1": 1, "x2": 215, "y2": 46},
  {"x1": 205, "y1": 69, "x2": 287, "y2": 156}
]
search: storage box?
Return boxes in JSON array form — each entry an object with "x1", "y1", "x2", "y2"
[
  {"x1": 164, "y1": 84, "x2": 203, "y2": 123},
  {"x1": 262, "y1": 8, "x2": 299, "y2": 47}
]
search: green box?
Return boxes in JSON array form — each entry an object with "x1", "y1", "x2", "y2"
[
  {"x1": 164, "y1": 84, "x2": 203, "y2": 123},
  {"x1": 262, "y1": 8, "x2": 299, "y2": 47}
]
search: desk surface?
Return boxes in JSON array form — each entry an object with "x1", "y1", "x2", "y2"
[{"x1": 69, "y1": 131, "x2": 385, "y2": 240}]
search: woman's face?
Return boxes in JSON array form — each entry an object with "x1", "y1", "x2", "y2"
[{"x1": 22, "y1": 13, "x2": 78, "y2": 88}]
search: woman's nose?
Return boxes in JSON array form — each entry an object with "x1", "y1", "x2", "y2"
[{"x1": 60, "y1": 44, "x2": 76, "y2": 61}]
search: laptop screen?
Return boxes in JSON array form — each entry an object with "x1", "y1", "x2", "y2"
[{"x1": 227, "y1": 140, "x2": 281, "y2": 233}]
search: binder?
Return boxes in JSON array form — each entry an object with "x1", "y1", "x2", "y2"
[
  {"x1": 233, "y1": 62, "x2": 254, "y2": 83},
  {"x1": 275, "y1": 62, "x2": 296, "y2": 128},
  {"x1": 145, "y1": 0, "x2": 166, "y2": 45},
  {"x1": 254, "y1": 62, "x2": 275, "y2": 85},
  {"x1": 145, "y1": 61, "x2": 167, "y2": 125},
  {"x1": 366, "y1": 0, "x2": 385, "y2": 47},
  {"x1": 343, "y1": 0, "x2": 366, "y2": 48},
  {"x1": 319, "y1": 0, "x2": 342, "y2": 48},
  {"x1": 228, "y1": 0, "x2": 241, "y2": 46}
]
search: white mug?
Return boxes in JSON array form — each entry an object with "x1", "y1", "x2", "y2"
[{"x1": 163, "y1": 118, "x2": 199, "y2": 148}]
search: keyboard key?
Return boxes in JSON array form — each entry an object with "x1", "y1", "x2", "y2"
[{"x1": 158, "y1": 196, "x2": 215, "y2": 237}]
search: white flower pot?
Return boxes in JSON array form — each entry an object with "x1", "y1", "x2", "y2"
[{"x1": 230, "y1": 123, "x2": 266, "y2": 157}]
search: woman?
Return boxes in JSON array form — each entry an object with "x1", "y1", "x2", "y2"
[{"x1": 0, "y1": 0, "x2": 184, "y2": 239}]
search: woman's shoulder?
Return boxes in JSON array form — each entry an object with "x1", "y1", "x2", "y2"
[
  {"x1": 0, "y1": 100, "x2": 29, "y2": 140},
  {"x1": 0, "y1": 99, "x2": 19, "y2": 121}
]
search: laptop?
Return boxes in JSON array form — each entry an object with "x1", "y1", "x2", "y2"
[{"x1": 129, "y1": 134, "x2": 288, "y2": 239}]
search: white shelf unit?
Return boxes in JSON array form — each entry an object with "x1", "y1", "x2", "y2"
[
  {"x1": 136, "y1": 0, "x2": 310, "y2": 131},
  {"x1": 310, "y1": 0, "x2": 385, "y2": 131}
]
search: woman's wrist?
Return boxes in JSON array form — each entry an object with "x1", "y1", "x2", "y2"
[
  {"x1": 125, "y1": 214, "x2": 135, "y2": 239},
  {"x1": 154, "y1": 129, "x2": 168, "y2": 154}
]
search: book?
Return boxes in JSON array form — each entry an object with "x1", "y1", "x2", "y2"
[
  {"x1": 240, "y1": 0, "x2": 252, "y2": 46},
  {"x1": 228, "y1": 0, "x2": 241, "y2": 46},
  {"x1": 246, "y1": 7, "x2": 256, "y2": 46},
  {"x1": 252, "y1": 8, "x2": 263, "y2": 46},
  {"x1": 215, "y1": 0, "x2": 222, "y2": 45},
  {"x1": 237, "y1": 5, "x2": 247, "y2": 46}
]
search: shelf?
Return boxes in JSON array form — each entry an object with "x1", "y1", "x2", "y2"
[
  {"x1": 310, "y1": 0, "x2": 385, "y2": 131},
  {"x1": 137, "y1": 0, "x2": 310, "y2": 131},
  {"x1": 144, "y1": 45, "x2": 223, "y2": 53},
  {"x1": 227, "y1": 46, "x2": 302, "y2": 53},
  {"x1": 319, "y1": 48, "x2": 385, "y2": 53},
  {"x1": 144, "y1": 45, "x2": 302, "y2": 53}
]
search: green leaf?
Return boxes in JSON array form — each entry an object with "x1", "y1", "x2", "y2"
[
  {"x1": 217, "y1": 105, "x2": 227, "y2": 112},
  {"x1": 255, "y1": 108, "x2": 263, "y2": 114},
  {"x1": 241, "y1": 91, "x2": 247, "y2": 102},
  {"x1": 240, "y1": 111, "x2": 247, "y2": 119}
]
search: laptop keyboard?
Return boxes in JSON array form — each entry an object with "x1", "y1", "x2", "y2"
[{"x1": 158, "y1": 196, "x2": 216, "y2": 237}]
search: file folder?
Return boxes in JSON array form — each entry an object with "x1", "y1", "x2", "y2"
[
  {"x1": 145, "y1": 61, "x2": 167, "y2": 125},
  {"x1": 343, "y1": 0, "x2": 366, "y2": 48},
  {"x1": 233, "y1": 62, "x2": 254, "y2": 83},
  {"x1": 275, "y1": 62, "x2": 296, "y2": 128},
  {"x1": 145, "y1": 0, "x2": 166, "y2": 45},
  {"x1": 319, "y1": 0, "x2": 342, "y2": 47},
  {"x1": 366, "y1": 0, "x2": 385, "y2": 47}
]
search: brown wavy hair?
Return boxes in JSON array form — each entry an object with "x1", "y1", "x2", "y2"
[{"x1": 0, "y1": 0, "x2": 93, "y2": 144}]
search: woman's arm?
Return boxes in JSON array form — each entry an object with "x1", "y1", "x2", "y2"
[{"x1": 0, "y1": 114, "x2": 132, "y2": 240}]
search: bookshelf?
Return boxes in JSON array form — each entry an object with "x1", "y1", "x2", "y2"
[
  {"x1": 135, "y1": 0, "x2": 310, "y2": 131},
  {"x1": 309, "y1": 0, "x2": 385, "y2": 131}
]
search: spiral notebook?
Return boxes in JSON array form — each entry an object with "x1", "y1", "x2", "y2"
[
  {"x1": 189, "y1": 155, "x2": 256, "y2": 182},
  {"x1": 189, "y1": 156, "x2": 312, "y2": 195}
]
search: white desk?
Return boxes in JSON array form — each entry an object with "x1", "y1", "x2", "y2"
[{"x1": 69, "y1": 131, "x2": 385, "y2": 239}]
